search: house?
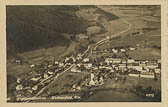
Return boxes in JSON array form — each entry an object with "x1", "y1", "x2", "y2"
[
  {"x1": 122, "y1": 60, "x2": 127, "y2": 64},
  {"x1": 136, "y1": 44, "x2": 140, "y2": 47},
  {"x1": 118, "y1": 64, "x2": 126, "y2": 70},
  {"x1": 30, "y1": 64, "x2": 35, "y2": 68},
  {"x1": 16, "y1": 84, "x2": 23, "y2": 91},
  {"x1": 78, "y1": 53, "x2": 82, "y2": 57},
  {"x1": 48, "y1": 64, "x2": 52, "y2": 68},
  {"x1": 17, "y1": 78, "x2": 21, "y2": 84},
  {"x1": 32, "y1": 85, "x2": 38, "y2": 91},
  {"x1": 146, "y1": 63, "x2": 158, "y2": 69},
  {"x1": 113, "y1": 58, "x2": 122, "y2": 63},
  {"x1": 59, "y1": 63, "x2": 64, "y2": 67},
  {"x1": 99, "y1": 65, "x2": 106, "y2": 69},
  {"x1": 65, "y1": 57, "x2": 70, "y2": 62},
  {"x1": 140, "y1": 72, "x2": 155, "y2": 78},
  {"x1": 112, "y1": 49, "x2": 118, "y2": 53},
  {"x1": 72, "y1": 57, "x2": 76, "y2": 62},
  {"x1": 134, "y1": 66, "x2": 143, "y2": 71},
  {"x1": 71, "y1": 66, "x2": 81, "y2": 73},
  {"x1": 55, "y1": 61, "x2": 59, "y2": 65},
  {"x1": 77, "y1": 63, "x2": 81, "y2": 67},
  {"x1": 93, "y1": 66, "x2": 99, "y2": 70},
  {"x1": 127, "y1": 59, "x2": 135, "y2": 63},
  {"x1": 120, "y1": 49, "x2": 126, "y2": 53},
  {"x1": 157, "y1": 59, "x2": 161, "y2": 63},
  {"x1": 15, "y1": 59, "x2": 21, "y2": 64},
  {"x1": 130, "y1": 47, "x2": 135, "y2": 51},
  {"x1": 155, "y1": 69, "x2": 161, "y2": 74},
  {"x1": 139, "y1": 63, "x2": 146, "y2": 67},
  {"x1": 110, "y1": 69, "x2": 115, "y2": 72},
  {"x1": 31, "y1": 77, "x2": 41, "y2": 81},
  {"x1": 84, "y1": 63, "x2": 92, "y2": 69},
  {"x1": 105, "y1": 58, "x2": 113, "y2": 63},
  {"x1": 43, "y1": 73, "x2": 49, "y2": 79},
  {"x1": 127, "y1": 63, "x2": 134, "y2": 69},
  {"x1": 48, "y1": 71, "x2": 54, "y2": 75},
  {"x1": 114, "y1": 67, "x2": 119, "y2": 71},
  {"x1": 128, "y1": 70, "x2": 140, "y2": 77},
  {"x1": 89, "y1": 73, "x2": 96, "y2": 86},
  {"x1": 83, "y1": 58, "x2": 89, "y2": 62},
  {"x1": 105, "y1": 66, "x2": 112, "y2": 70},
  {"x1": 77, "y1": 56, "x2": 82, "y2": 60},
  {"x1": 106, "y1": 36, "x2": 110, "y2": 39}
]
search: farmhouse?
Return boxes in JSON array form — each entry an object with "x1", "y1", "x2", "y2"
[
  {"x1": 83, "y1": 58, "x2": 89, "y2": 62},
  {"x1": 130, "y1": 47, "x2": 135, "y2": 51},
  {"x1": 128, "y1": 70, "x2": 140, "y2": 77},
  {"x1": 16, "y1": 84, "x2": 23, "y2": 91},
  {"x1": 140, "y1": 72, "x2": 155, "y2": 78},
  {"x1": 105, "y1": 58, "x2": 121, "y2": 64},
  {"x1": 31, "y1": 77, "x2": 41, "y2": 81},
  {"x1": 120, "y1": 49, "x2": 126, "y2": 53},
  {"x1": 112, "y1": 49, "x2": 118, "y2": 53},
  {"x1": 127, "y1": 59, "x2": 135, "y2": 63}
]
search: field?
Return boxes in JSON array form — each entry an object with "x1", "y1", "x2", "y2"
[
  {"x1": 97, "y1": 5, "x2": 161, "y2": 60},
  {"x1": 40, "y1": 71, "x2": 90, "y2": 96}
]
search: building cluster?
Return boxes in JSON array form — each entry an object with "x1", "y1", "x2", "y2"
[{"x1": 13, "y1": 45, "x2": 161, "y2": 97}]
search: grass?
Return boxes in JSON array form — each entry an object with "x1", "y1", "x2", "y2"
[{"x1": 40, "y1": 72, "x2": 89, "y2": 96}]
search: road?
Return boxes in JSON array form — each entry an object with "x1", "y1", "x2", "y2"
[
  {"x1": 86, "y1": 18, "x2": 131, "y2": 58},
  {"x1": 27, "y1": 17, "x2": 131, "y2": 102}
]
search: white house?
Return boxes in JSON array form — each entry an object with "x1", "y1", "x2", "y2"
[
  {"x1": 48, "y1": 71, "x2": 54, "y2": 75},
  {"x1": 157, "y1": 59, "x2": 161, "y2": 63},
  {"x1": 140, "y1": 72, "x2": 155, "y2": 79},
  {"x1": 17, "y1": 78, "x2": 21, "y2": 84},
  {"x1": 59, "y1": 63, "x2": 64, "y2": 67},
  {"x1": 55, "y1": 61, "x2": 59, "y2": 65},
  {"x1": 134, "y1": 66, "x2": 143, "y2": 71},
  {"x1": 16, "y1": 84, "x2": 23, "y2": 91},
  {"x1": 119, "y1": 64, "x2": 126, "y2": 70},
  {"x1": 30, "y1": 64, "x2": 35, "y2": 68},
  {"x1": 31, "y1": 77, "x2": 41, "y2": 81},
  {"x1": 147, "y1": 63, "x2": 158, "y2": 69},
  {"x1": 65, "y1": 57, "x2": 70, "y2": 62},
  {"x1": 130, "y1": 47, "x2": 135, "y2": 51},
  {"x1": 48, "y1": 64, "x2": 52, "y2": 68},
  {"x1": 155, "y1": 69, "x2": 161, "y2": 74},
  {"x1": 112, "y1": 49, "x2": 118, "y2": 53},
  {"x1": 106, "y1": 36, "x2": 110, "y2": 39},
  {"x1": 32, "y1": 85, "x2": 38, "y2": 91},
  {"x1": 120, "y1": 49, "x2": 126, "y2": 53},
  {"x1": 15, "y1": 59, "x2": 21, "y2": 64},
  {"x1": 83, "y1": 58, "x2": 89, "y2": 62},
  {"x1": 43, "y1": 73, "x2": 49, "y2": 79},
  {"x1": 71, "y1": 66, "x2": 81, "y2": 73},
  {"x1": 127, "y1": 59, "x2": 135, "y2": 63},
  {"x1": 77, "y1": 63, "x2": 81, "y2": 67}
]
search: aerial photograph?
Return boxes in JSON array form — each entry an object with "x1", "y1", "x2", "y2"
[{"x1": 6, "y1": 5, "x2": 161, "y2": 102}]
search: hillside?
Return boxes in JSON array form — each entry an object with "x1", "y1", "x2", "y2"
[
  {"x1": 6, "y1": 6, "x2": 89, "y2": 54},
  {"x1": 7, "y1": 5, "x2": 120, "y2": 60}
]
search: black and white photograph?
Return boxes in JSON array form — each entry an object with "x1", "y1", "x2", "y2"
[{"x1": 6, "y1": 5, "x2": 162, "y2": 102}]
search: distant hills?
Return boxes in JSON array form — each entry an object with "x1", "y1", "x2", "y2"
[{"x1": 6, "y1": 5, "x2": 119, "y2": 56}]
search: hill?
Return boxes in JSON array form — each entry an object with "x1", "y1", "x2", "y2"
[{"x1": 6, "y1": 6, "x2": 89, "y2": 55}]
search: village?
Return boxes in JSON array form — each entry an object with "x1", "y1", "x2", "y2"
[{"x1": 10, "y1": 42, "x2": 161, "y2": 102}]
